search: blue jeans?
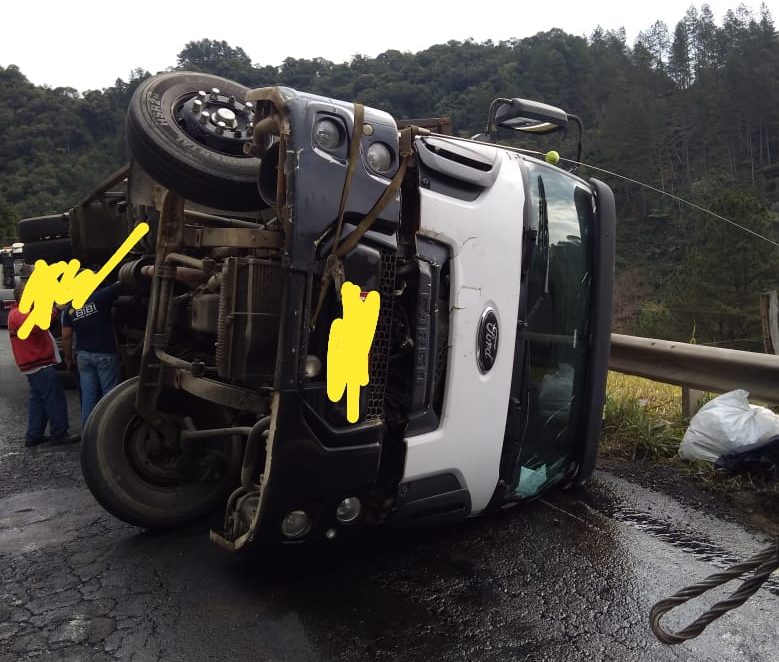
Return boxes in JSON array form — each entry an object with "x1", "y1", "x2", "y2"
[
  {"x1": 77, "y1": 351, "x2": 121, "y2": 426},
  {"x1": 26, "y1": 365, "x2": 69, "y2": 442}
]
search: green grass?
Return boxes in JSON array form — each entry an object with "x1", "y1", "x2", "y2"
[{"x1": 602, "y1": 372, "x2": 687, "y2": 462}]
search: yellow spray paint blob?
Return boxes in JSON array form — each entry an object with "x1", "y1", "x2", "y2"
[
  {"x1": 17, "y1": 222, "x2": 150, "y2": 339},
  {"x1": 327, "y1": 281, "x2": 381, "y2": 423}
]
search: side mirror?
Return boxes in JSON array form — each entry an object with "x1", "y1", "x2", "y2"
[
  {"x1": 483, "y1": 97, "x2": 583, "y2": 168},
  {"x1": 492, "y1": 98, "x2": 568, "y2": 134}
]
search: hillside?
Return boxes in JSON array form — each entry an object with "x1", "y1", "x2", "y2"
[{"x1": 1, "y1": 4, "x2": 778, "y2": 344}]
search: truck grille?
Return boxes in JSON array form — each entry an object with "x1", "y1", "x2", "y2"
[{"x1": 365, "y1": 249, "x2": 396, "y2": 421}]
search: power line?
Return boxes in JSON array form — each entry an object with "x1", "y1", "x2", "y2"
[{"x1": 514, "y1": 147, "x2": 779, "y2": 250}]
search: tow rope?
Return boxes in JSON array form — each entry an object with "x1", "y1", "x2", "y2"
[{"x1": 650, "y1": 538, "x2": 779, "y2": 644}]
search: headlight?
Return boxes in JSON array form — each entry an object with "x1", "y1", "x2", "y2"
[
  {"x1": 313, "y1": 118, "x2": 342, "y2": 151},
  {"x1": 336, "y1": 497, "x2": 362, "y2": 524},
  {"x1": 281, "y1": 510, "x2": 311, "y2": 538},
  {"x1": 366, "y1": 142, "x2": 393, "y2": 173}
]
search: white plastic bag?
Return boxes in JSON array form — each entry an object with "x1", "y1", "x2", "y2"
[{"x1": 679, "y1": 389, "x2": 779, "y2": 462}]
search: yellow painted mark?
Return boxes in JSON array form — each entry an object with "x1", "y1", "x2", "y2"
[
  {"x1": 327, "y1": 281, "x2": 380, "y2": 423},
  {"x1": 17, "y1": 223, "x2": 150, "y2": 339}
]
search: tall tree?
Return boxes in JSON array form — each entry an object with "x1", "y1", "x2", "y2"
[
  {"x1": 669, "y1": 20, "x2": 692, "y2": 88},
  {"x1": 663, "y1": 192, "x2": 779, "y2": 344},
  {"x1": 177, "y1": 39, "x2": 256, "y2": 83},
  {"x1": 0, "y1": 193, "x2": 18, "y2": 244}
]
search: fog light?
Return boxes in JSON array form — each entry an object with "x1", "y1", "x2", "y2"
[
  {"x1": 336, "y1": 497, "x2": 361, "y2": 524},
  {"x1": 313, "y1": 118, "x2": 342, "y2": 151},
  {"x1": 366, "y1": 142, "x2": 393, "y2": 173},
  {"x1": 281, "y1": 510, "x2": 311, "y2": 539},
  {"x1": 304, "y1": 354, "x2": 322, "y2": 379}
]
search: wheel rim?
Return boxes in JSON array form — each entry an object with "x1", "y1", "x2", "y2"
[
  {"x1": 124, "y1": 416, "x2": 230, "y2": 487},
  {"x1": 125, "y1": 417, "x2": 181, "y2": 485},
  {"x1": 174, "y1": 88, "x2": 256, "y2": 157}
]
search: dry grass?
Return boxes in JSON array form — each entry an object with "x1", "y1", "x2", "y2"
[{"x1": 602, "y1": 372, "x2": 687, "y2": 462}]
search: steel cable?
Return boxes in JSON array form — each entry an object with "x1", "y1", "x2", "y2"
[{"x1": 649, "y1": 539, "x2": 779, "y2": 644}]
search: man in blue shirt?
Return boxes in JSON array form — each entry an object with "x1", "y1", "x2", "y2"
[{"x1": 62, "y1": 282, "x2": 122, "y2": 425}]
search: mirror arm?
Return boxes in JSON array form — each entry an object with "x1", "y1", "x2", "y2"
[
  {"x1": 485, "y1": 97, "x2": 512, "y2": 143},
  {"x1": 567, "y1": 114, "x2": 583, "y2": 171}
]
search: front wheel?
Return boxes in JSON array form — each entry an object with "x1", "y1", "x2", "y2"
[
  {"x1": 80, "y1": 377, "x2": 242, "y2": 529},
  {"x1": 126, "y1": 72, "x2": 263, "y2": 211}
]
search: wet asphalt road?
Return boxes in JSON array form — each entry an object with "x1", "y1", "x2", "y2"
[{"x1": 1, "y1": 328, "x2": 777, "y2": 661}]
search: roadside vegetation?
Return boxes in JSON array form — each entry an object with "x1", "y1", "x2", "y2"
[{"x1": 601, "y1": 372, "x2": 779, "y2": 497}]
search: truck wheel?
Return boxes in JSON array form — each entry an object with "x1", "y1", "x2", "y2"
[
  {"x1": 18, "y1": 214, "x2": 70, "y2": 242},
  {"x1": 126, "y1": 72, "x2": 263, "y2": 211},
  {"x1": 22, "y1": 238, "x2": 73, "y2": 263},
  {"x1": 80, "y1": 377, "x2": 243, "y2": 529}
]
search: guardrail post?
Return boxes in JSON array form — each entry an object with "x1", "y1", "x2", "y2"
[
  {"x1": 760, "y1": 291, "x2": 779, "y2": 354},
  {"x1": 681, "y1": 387, "x2": 706, "y2": 420}
]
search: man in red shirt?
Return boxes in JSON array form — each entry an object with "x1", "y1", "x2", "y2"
[{"x1": 7, "y1": 282, "x2": 79, "y2": 447}]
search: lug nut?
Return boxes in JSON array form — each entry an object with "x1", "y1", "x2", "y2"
[
  {"x1": 214, "y1": 107, "x2": 237, "y2": 128},
  {"x1": 215, "y1": 120, "x2": 226, "y2": 135},
  {"x1": 246, "y1": 101, "x2": 254, "y2": 109},
  {"x1": 197, "y1": 90, "x2": 207, "y2": 101},
  {"x1": 210, "y1": 87, "x2": 220, "y2": 100},
  {"x1": 192, "y1": 99, "x2": 203, "y2": 113},
  {"x1": 199, "y1": 111, "x2": 210, "y2": 125}
]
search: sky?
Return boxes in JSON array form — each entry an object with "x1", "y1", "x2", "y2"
[{"x1": 0, "y1": 1, "x2": 774, "y2": 93}]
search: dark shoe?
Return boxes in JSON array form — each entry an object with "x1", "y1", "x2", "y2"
[
  {"x1": 24, "y1": 436, "x2": 48, "y2": 447},
  {"x1": 49, "y1": 433, "x2": 81, "y2": 445}
]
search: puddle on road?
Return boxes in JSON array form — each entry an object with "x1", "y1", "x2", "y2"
[{"x1": 595, "y1": 501, "x2": 779, "y2": 596}]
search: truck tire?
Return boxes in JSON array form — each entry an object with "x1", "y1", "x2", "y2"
[
  {"x1": 126, "y1": 72, "x2": 263, "y2": 211},
  {"x1": 22, "y1": 238, "x2": 73, "y2": 263},
  {"x1": 17, "y1": 214, "x2": 70, "y2": 242},
  {"x1": 80, "y1": 377, "x2": 243, "y2": 529}
]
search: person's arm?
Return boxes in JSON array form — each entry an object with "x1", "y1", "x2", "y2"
[
  {"x1": 61, "y1": 308, "x2": 75, "y2": 370},
  {"x1": 61, "y1": 326, "x2": 74, "y2": 370}
]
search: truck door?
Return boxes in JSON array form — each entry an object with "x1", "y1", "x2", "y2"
[{"x1": 506, "y1": 161, "x2": 595, "y2": 498}]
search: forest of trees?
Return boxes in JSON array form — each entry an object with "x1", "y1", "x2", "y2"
[{"x1": 1, "y1": 4, "x2": 777, "y2": 347}]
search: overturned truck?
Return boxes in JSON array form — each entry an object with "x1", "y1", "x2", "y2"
[{"x1": 30, "y1": 72, "x2": 615, "y2": 550}]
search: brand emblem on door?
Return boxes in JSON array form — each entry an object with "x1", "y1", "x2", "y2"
[{"x1": 477, "y1": 308, "x2": 499, "y2": 373}]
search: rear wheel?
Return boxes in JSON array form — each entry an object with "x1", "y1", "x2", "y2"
[{"x1": 80, "y1": 377, "x2": 242, "y2": 529}]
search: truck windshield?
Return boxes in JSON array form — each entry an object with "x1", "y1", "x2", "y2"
[{"x1": 511, "y1": 161, "x2": 594, "y2": 498}]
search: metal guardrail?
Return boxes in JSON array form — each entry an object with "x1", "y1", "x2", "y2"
[{"x1": 609, "y1": 333, "x2": 779, "y2": 405}]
